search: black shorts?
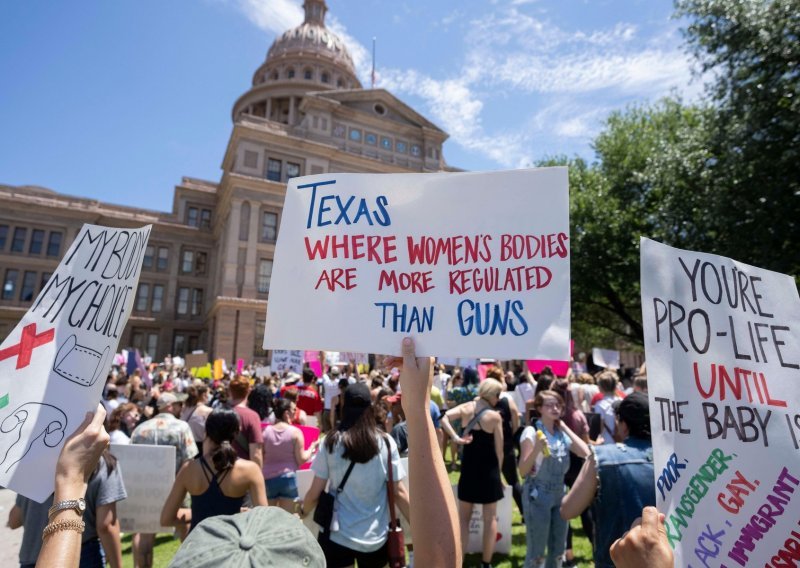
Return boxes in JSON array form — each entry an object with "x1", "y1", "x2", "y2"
[{"x1": 318, "y1": 529, "x2": 388, "y2": 568}]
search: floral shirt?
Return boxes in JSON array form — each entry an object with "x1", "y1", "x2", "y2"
[{"x1": 130, "y1": 413, "x2": 198, "y2": 473}]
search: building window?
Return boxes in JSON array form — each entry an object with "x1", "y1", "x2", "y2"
[
  {"x1": 46, "y1": 232, "x2": 62, "y2": 257},
  {"x1": 0, "y1": 225, "x2": 7, "y2": 250},
  {"x1": 285, "y1": 162, "x2": 300, "y2": 181},
  {"x1": 143, "y1": 245, "x2": 154, "y2": 269},
  {"x1": 411, "y1": 144, "x2": 421, "y2": 157},
  {"x1": 321, "y1": 118, "x2": 328, "y2": 130},
  {"x1": 332, "y1": 123, "x2": 345, "y2": 138},
  {"x1": 135, "y1": 283, "x2": 150, "y2": 312},
  {"x1": 11, "y1": 228, "x2": 26, "y2": 253},
  {"x1": 151, "y1": 284, "x2": 164, "y2": 313},
  {"x1": 243, "y1": 150, "x2": 258, "y2": 168},
  {"x1": 191, "y1": 289, "x2": 203, "y2": 316},
  {"x1": 287, "y1": 68, "x2": 295, "y2": 79},
  {"x1": 40, "y1": 272, "x2": 51, "y2": 293},
  {"x1": 146, "y1": 333, "x2": 159, "y2": 359},
  {"x1": 349, "y1": 129, "x2": 362, "y2": 142},
  {"x1": 200, "y1": 209, "x2": 212, "y2": 229},
  {"x1": 304, "y1": 68, "x2": 313, "y2": 80},
  {"x1": 266, "y1": 159, "x2": 281, "y2": 182},
  {"x1": 177, "y1": 287, "x2": 190, "y2": 315},
  {"x1": 29, "y1": 230, "x2": 45, "y2": 255},
  {"x1": 181, "y1": 250, "x2": 194, "y2": 273},
  {"x1": 321, "y1": 72, "x2": 330, "y2": 83},
  {"x1": 257, "y1": 260, "x2": 273, "y2": 293},
  {"x1": 396, "y1": 141, "x2": 408, "y2": 153},
  {"x1": 2, "y1": 269, "x2": 18, "y2": 300},
  {"x1": 20, "y1": 271, "x2": 36, "y2": 302},
  {"x1": 173, "y1": 333, "x2": 187, "y2": 357},
  {"x1": 195, "y1": 252, "x2": 207, "y2": 275},
  {"x1": 157, "y1": 247, "x2": 169, "y2": 271},
  {"x1": 261, "y1": 212, "x2": 278, "y2": 242},
  {"x1": 186, "y1": 207, "x2": 199, "y2": 227}
]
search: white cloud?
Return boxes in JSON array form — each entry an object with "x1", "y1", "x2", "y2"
[{"x1": 232, "y1": 0, "x2": 303, "y2": 34}]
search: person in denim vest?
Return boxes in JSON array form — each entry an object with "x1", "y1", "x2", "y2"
[
  {"x1": 560, "y1": 391, "x2": 655, "y2": 568},
  {"x1": 519, "y1": 390, "x2": 590, "y2": 568}
]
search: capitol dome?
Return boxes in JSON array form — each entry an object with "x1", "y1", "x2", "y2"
[{"x1": 232, "y1": 0, "x2": 362, "y2": 122}]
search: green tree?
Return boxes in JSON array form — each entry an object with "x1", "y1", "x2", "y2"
[{"x1": 676, "y1": 0, "x2": 800, "y2": 277}]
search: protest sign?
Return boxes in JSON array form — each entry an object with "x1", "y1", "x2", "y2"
[
  {"x1": 641, "y1": 238, "x2": 800, "y2": 567},
  {"x1": 591, "y1": 347, "x2": 620, "y2": 370},
  {"x1": 456, "y1": 485, "x2": 513, "y2": 555},
  {"x1": 184, "y1": 352, "x2": 208, "y2": 369},
  {"x1": 272, "y1": 350, "x2": 304, "y2": 373},
  {"x1": 0, "y1": 224, "x2": 150, "y2": 502},
  {"x1": 264, "y1": 169, "x2": 570, "y2": 359},
  {"x1": 112, "y1": 443, "x2": 175, "y2": 533}
]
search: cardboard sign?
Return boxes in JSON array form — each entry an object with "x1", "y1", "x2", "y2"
[
  {"x1": 112, "y1": 443, "x2": 175, "y2": 533},
  {"x1": 264, "y1": 169, "x2": 570, "y2": 359},
  {"x1": 591, "y1": 347, "x2": 620, "y2": 370},
  {"x1": 0, "y1": 224, "x2": 150, "y2": 502},
  {"x1": 184, "y1": 352, "x2": 208, "y2": 369},
  {"x1": 272, "y1": 350, "x2": 304, "y2": 373},
  {"x1": 641, "y1": 238, "x2": 800, "y2": 567}
]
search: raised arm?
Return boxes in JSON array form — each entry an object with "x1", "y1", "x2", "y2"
[
  {"x1": 398, "y1": 338, "x2": 461, "y2": 568},
  {"x1": 560, "y1": 452, "x2": 598, "y2": 520}
]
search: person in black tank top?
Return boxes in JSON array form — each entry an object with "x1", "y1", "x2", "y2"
[{"x1": 160, "y1": 409, "x2": 268, "y2": 533}]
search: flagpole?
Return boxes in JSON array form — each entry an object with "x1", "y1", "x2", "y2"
[{"x1": 371, "y1": 37, "x2": 376, "y2": 88}]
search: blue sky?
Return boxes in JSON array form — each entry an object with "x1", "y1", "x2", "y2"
[{"x1": 0, "y1": 0, "x2": 702, "y2": 212}]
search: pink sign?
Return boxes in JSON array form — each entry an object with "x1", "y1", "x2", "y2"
[
  {"x1": 478, "y1": 364, "x2": 492, "y2": 381},
  {"x1": 237, "y1": 359, "x2": 245, "y2": 375},
  {"x1": 304, "y1": 351, "x2": 323, "y2": 378},
  {"x1": 526, "y1": 340, "x2": 573, "y2": 377},
  {"x1": 296, "y1": 425, "x2": 320, "y2": 470}
]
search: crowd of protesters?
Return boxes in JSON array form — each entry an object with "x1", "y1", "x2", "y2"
[{"x1": 7, "y1": 342, "x2": 670, "y2": 568}]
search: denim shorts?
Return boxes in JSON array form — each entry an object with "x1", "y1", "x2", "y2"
[{"x1": 266, "y1": 471, "x2": 299, "y2": 499}]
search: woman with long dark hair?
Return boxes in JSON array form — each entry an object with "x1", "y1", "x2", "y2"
[
  {"x1": 302, "y1": 383, "x2": 411, "y2": 568},
  {"x1": 161, "y1": 409, "x2": 267, "y2": 532}
]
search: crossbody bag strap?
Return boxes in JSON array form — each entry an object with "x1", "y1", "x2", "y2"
[
  {"x1": 463, "y1": 405, "x2": 491, "y2": 438},
  {"x1": 384, "y1": 436, "x2": 398, "y2": 529},
  {"x1": 336, "y1": 460, "x2": 357, "y2": 495}
]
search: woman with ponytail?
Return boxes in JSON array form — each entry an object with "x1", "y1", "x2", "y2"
[{"x1": 161, "y1": 409, "x2": 267, "y2": 532}]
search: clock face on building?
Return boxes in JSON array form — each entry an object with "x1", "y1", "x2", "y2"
[
  {"x1": 365, "y1": 133, "x2": 377, "y2": 145},
  {"x1": 411, "y1": 144, "x2": 421, "y2": 157},
  {"x1": 349, "y1": 129, "x2": 362, "y2": 142},
  {"x1": 396, "y1": 141, "x2": 407, "y2": 153},
  {"x1": 381, "y1": 137, "x2": 392, "y2": 150}
]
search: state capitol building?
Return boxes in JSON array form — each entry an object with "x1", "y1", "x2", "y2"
[{"x1": 0, "y1": 0, "x2": 455, "y2": 364}]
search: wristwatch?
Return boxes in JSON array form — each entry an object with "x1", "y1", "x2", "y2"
[{"x1": 48, "y1": 498, "x2": 87, "y2": 521}]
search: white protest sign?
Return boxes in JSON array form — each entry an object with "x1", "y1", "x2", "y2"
[
  {"x1": 456, "y1": 485, "x2": 513, "y2": 555},
  {"x1": 0, "y1": 224, "x2": 150, "y2": 502},
  {"x1": 641, "y1": 238, "x2": 800, "y2": 567},
  {"x1": 112, "y1": 444, "x2": 175, "y2": 533},
  {"x1": 592, "y1": 347, "x2": 620, "y2": 370},
  {"x1": 271, "y1": 350, "x2": 303, "y2": 373},
  {"x1": 264, "y1": 169, "x2": 570, "y2": 359}
]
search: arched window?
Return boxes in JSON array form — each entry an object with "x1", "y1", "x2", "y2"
[
  {"x1": 271, "y1": 71, "x2": 279, "y2": 80},
  {"x1": 239, "y1": 201, "x2": 251, "y2": 241},
  {"x1": 321, "y1": 72, "x2": 330, "y2": 83},
  {"x1": 337, "y1": 79, "x2": 344, "y2": 88},
  {"x1": 287, "y1": 68, "x2": 295, "y2": 79},
  {"x1": 304, "y1": 68, "x2": 313, "y2": 80}
]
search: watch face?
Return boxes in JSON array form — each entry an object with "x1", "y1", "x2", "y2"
[{"x1": 77, "y1": 499, "x2": 86, "y2": 512}]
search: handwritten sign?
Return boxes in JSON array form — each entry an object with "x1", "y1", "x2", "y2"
[
  {"x1": 112, "y1": 443, "x2": 175, "y2": 533},
  {"x1": 456, "y1": 484, "x2": 513, "y2": 554},
  {"x1": 272, "y1": 350, "x2": 303, "y2": 373},
  {"x1": 0, "y1": 224, "x2": 150, "y2": 502},
  {"x1": 264, "y1": 169, "x2": 570, "y2": 359},
  {"x1": 641, "y1": 238, "x2": 800, "y2": 567}
]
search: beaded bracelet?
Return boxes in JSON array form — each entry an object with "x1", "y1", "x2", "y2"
[{"x1": 42, "y1": 519, "x2": 85, "y2": 539}]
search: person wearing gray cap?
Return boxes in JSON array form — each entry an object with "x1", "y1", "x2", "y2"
[{"x1": 168, "y1": 507, "x2": 325, "y2": 567}]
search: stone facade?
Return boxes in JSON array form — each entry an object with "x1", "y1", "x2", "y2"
[{"x1": 0, "y1": 0, "x2": 454, "y2": 364}]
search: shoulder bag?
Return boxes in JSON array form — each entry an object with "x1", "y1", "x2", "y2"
[
  {"x1": 384, "y1": 436, "x2": 406, "y2": 568},
  {"x1": 313, "y1": 459, "x2": 356, "y2": 532}
]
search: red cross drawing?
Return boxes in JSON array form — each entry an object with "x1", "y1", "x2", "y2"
[{"x1": 0, "y1": 323, "x2": 55, "y2": 370}]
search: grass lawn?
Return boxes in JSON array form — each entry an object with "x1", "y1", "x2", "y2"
[{"x1": 121, "y1": 459, "x2": 595, "y2": 566}]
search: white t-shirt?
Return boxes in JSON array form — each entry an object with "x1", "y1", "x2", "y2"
[
  {"x1": 109, "y1": 429, "x2": 130, "y2": 445},
  {"x1": 311, "y1": 435, "x2": 406, "y2": 552},
  {"x1": 321, "y1": 375, "x2": 340, "y2": 410},
  {"x1": 433, "y1": 372, "x2": 451, "y2": 394}
]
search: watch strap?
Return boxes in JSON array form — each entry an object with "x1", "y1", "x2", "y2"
[{"x1": 48, "y1": 498, "x2": 86, "y2": 521}]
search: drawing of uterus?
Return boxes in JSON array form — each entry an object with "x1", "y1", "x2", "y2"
[{"x1": 0, "y1": 403, "x2": 67, "y2": 473}]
